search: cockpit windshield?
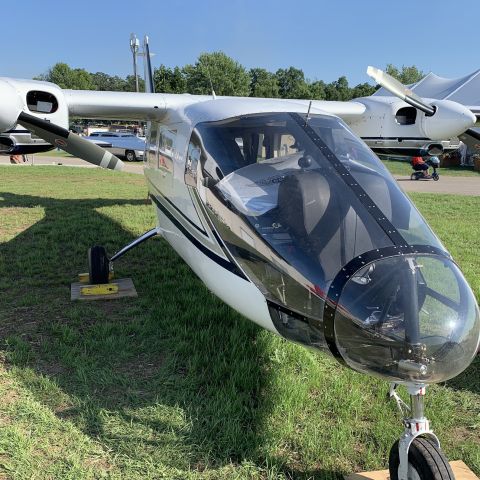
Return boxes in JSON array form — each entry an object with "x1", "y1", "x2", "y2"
[
  {"x1": 194, "y1": 113, "x2": 479, "y2": 377},
  {"x1": 197, "y1": 113, "x2": 443, "y2": 250},
  {"x1": 194, "y1": 113, "x2": 445, "y2": 322}
]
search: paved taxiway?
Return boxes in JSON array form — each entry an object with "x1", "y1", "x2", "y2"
[{"x1": 1, "y1": 155, "x2": 479, "y2": 196}]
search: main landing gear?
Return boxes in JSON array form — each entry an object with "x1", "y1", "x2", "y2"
[
  {"x1": 388, "y1": 384, "x2": 454, "y2": 480},
  {"x1": 87, "y1": 227, "x2": 158, "y2": 284}
]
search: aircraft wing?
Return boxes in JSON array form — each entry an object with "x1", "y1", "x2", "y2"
[
  {"x1": 64, "y1": 89, "x2": 366, "y2": 122},
  {"x1": 0, "y1": 77, "x2": 367, "y2": 165}
]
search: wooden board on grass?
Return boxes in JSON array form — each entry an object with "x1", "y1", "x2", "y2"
[
  {"x1": 71, "y1": 278, "x2": 137, "y2": 301},
  {"x1": 345, "y1": 461, "x2": 478, "y2": 480}
]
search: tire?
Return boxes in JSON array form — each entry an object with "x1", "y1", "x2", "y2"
[
  {"x1": 433, "y1": 173, "x2": 439, "y2": 181},
  {"x1": 88, "y1": 245, "x2": 110, "y2": 284},
  {"x1": 125, "y1": 150, "x2": 136, "y2": 162},
  {"x1": 410, "y1": 173, "x2": 418, "y2": 181},
  {"x1": 389, "y1": 438, "x2": 454, "y2": 480}
]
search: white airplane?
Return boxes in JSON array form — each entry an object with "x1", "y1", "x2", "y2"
[{"x1": 0, "y1": 40, "x2": 479, "y2": 479}]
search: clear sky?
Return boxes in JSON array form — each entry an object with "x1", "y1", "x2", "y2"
[{"x1": 2, "y1": 0, "x2": 479, "y2": 86}]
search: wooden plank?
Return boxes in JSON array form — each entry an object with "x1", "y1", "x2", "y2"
[
  {"x1": 71, "y1": 278, "x2": 137, "y2": 301},
  {"x1": 344, "y1": 461, "x2": 478, "y2": 479}
]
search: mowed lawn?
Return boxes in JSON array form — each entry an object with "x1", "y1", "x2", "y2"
[{"x1": 0, "y1": 166, "x2": 478, "y2": 480}]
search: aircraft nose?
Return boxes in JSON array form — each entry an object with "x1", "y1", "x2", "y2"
[{"x1": 332, "y1": 253, "x2": 480, "y2": 384}]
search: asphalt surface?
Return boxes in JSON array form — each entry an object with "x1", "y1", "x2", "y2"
[
  {"x1": 394, "y1": 175, "x2": 480, "y2": 196},
  {"x1": 1, "y1": 155, "x2": 479, "y2": 196}
]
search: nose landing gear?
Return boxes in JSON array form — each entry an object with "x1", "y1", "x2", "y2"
[{"x1": 388, "y1": 384, "x2": 454, "y2": 480}]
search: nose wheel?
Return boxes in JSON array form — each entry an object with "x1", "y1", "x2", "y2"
[{"x1": 388, "y1": 384, "x2": 454, "y2": 480}]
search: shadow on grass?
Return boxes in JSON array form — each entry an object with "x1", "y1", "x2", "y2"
[
  {"x1": 0, "y1": 191, "x2": 341, "y2": 478},
  {"x1": 446, "y1": 355, "x2": 480, "y2": 395}
]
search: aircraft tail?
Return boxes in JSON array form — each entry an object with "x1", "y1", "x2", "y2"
[{"x1": 143, "y1": 36, "x2": 155, "y2": 94}]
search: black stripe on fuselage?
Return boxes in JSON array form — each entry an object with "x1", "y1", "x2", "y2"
[
  {"x1": 4, "y1": 129, "x2": 31, "y2": 134},
  {"x1": 189, "y1": 187, "x2": 249, "y2": 278},
  {"x1": 150, "y1": 193, "x2": 249, "y2": 281},
  {"x1": 148, "y1": 181, "x2": 208, "y2": 236}
]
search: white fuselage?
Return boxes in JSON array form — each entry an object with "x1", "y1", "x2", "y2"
[{"x1": 142, "y1": 98, "x2": 327, "y2": 335}]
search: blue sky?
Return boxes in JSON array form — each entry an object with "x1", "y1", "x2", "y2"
[{"x1": 2, "y1": 0, "x2": 479, "y2": 86}]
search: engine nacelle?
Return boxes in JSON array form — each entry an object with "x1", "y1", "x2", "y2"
[
  {"x1": 347, "y1": 96, "x2": 466, "y2": 157},
  {"x1": 0, "y1": 77, "x2": 69, "y2": 153},
  {"x1": 421, "y1": 99, "x2": 476, "y2": 140}
]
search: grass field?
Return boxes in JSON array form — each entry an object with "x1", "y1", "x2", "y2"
[{"x1": 0, "y1": 167, "x2": 479, "y2": 479}]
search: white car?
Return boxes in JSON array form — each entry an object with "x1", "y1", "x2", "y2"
[{"x1": 85, "y1": 131, "x2": 145, "y2": 161}]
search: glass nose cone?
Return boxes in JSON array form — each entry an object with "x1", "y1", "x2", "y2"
[{"x1": 334, "y1": 254, "x2": 480, "y2": 383}]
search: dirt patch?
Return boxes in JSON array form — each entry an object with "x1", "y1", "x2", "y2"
[
  {"x1": 450, "y1": 425, "x2": 480, "y2": 444},
  {"x1": 83, "y1": 455, "x2": 112, "y2": 474}
]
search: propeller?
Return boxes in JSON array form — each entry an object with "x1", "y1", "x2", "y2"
[
  {"x1": 367, "y1": 66, "x2": 435, "y2": 116},
  {"x1": 17, "y1": 112, "x2": 124, "y2": 171},
  {"x1": 462, "y1": 125, "x2": 480, "y2": 141},
  {"x1": 367, "y1": 66, "x2": 478, "y2": 140}
]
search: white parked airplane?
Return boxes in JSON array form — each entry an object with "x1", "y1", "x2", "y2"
[{"x1": 0, "y1": 40, "x2": 478, "y2": 480}]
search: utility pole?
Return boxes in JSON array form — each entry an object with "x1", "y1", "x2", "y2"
[{"x1": 129, "y1": 33, "x2": 140, "y2": 93}]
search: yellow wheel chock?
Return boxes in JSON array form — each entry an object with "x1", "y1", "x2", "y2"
[{"x1": 80, "y1": 283, "x2": 119, "y2": 296}]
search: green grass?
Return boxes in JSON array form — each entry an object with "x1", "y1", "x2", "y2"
[
  {"x1": 0, "y1": 167, "x2": 479, "y2": 479},
  {"x1": 381, "y1": 158, "x2": 480, "y2": 177},
  {"x1": 35, "y1": 149, "x2": 74, "y2": 158}
]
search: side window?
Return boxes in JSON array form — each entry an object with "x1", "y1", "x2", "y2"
[
  {"x1": 158, "y1": 127, "x2": 176, "y2": 172},
  {"x1": 185, "y1": 139, "x2": 201, "y2": 187},
  {"x1": 146, "y1": 122, "x2": 158, "y2": 166}
]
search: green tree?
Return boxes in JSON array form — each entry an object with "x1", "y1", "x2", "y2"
[
  {"x1": 324, "y1": 76, "x2": 351, "y2": 101},
  {"x1": 249, "y1": 68, "x2": 279, "y2": 98},
  {"x1": 184, "y1": 52, "x2": 250, "y2": 96},
  {"x1": 91, "y1": 72, "x2": 126, "y2": 91},
  {"x1": 36, "y1": 62, "x2": 95, "y2": 90},
  {"x1": 275, "y1": 67, "x2": 310, "y2": 99},
  {"x1": 386, "y1": 64, "x2": 425, "y2": 85},
  {"x1": 123, "y1": 74, "x2": 145, "y2": 92},
  {"x1": 154, "y1": 65, "x2": 187, "y2": 93},
  {"x1": 350, "y1": 82, "x2": 376, "y2": 99},
  {"x1": 309, "y1": 80, "x2": 326, "y2": 100}
]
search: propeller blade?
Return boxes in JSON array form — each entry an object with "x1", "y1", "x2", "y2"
[
  {"x1": 18, "y1": 112, "x2": 124, "y2": 171},
  {"x1": 464, "y1": 128, "x2": 480, "y2": 141},
  {"x1": 367, "y1": 66, "x2": 435, "y2": 116}
]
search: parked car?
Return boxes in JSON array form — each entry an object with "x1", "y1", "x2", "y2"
[{"x1": 85, "y1": 131, "x2": 146, "y2": 161}]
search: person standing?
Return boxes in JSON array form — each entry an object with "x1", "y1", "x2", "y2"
[{"x1": 9, "y1": 154, "x2": 24, "y2": 164}]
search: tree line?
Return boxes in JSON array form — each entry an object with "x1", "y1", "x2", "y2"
[{"x1": 36, "y1": 52, "x2": 424, "y2": 101}]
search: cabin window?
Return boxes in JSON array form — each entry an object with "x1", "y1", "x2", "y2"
[
  {"x1": 185, "y1": 138, "x2": 201, "y2": 187},
  {"x1": 146, "y1": 122, "x2": 158, "y2": 166},
  {"x1": 395, "y1": 106, "x2": 417, "y2": 125},
  {"x1": 158, "y1": 127, "x2": 176, "y2": 172},
  {"x1": 26, "y1": 91, "x2": 58, "y2": 114}
]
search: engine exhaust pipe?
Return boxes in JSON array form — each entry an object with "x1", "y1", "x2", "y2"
[
  {"x1": 0, "y1": 135, "x2": 15, "y2": 153},
  {"x1": 423, "y1": 143, "x2": 444, "y2": 156}
]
